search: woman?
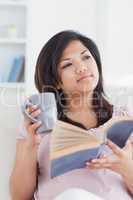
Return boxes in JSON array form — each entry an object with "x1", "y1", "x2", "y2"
[{"x1": 10, "y1": 30, "x2": 133, "y2": 200}]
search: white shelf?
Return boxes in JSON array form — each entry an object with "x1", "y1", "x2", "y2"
[
  {"x1": 0, "y1": 82, "x2": 25, "y2": 89},
  {"x1": 0, "y1": 0, "x2": 28, "y2": 92},
  {"x1": 0, "y1": 38, "x2": 27, "y2": 44},
  {"x1": 0, "y1": 1, "x2": 27, "y2": 7}
]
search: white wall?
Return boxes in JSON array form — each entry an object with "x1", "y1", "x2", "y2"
[{"x1": 98, "y1": 0, "x2": 133, "y2": 87}]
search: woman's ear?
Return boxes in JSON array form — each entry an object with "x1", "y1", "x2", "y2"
[
  {"x1": 56, "y1": 82, "x2": 62, "y2": 90},
  {"x1": 57, "y1": 86, "x2": 61, "y2": 89},
  {"x1": 57, "y1": 85, "x2": 62, "y2": 90}
]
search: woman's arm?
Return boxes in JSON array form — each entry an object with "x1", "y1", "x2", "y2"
[
  {"x1": 10, "y1": 105, "x2": 42, "y2": 200},
  {"x1": 123, "y1": 138, "x2": 133, "y2": 195},
  {"x1": 10, "y1": 139, "x2": 38, "y2": 200},
  {"x1": 122, "y1": 169, "x2": 133, "y2": 195}
]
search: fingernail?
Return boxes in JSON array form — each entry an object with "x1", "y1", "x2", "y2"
[
  {"x1": 33, "y1": 105, "x2": 37, "y2": 108},
  {"x1": 86, "y1": 162, "x2": 90, "y2": 165},
  {"x1": 37, "y1": 109, "x2": 41, "y2": 114},
  {"x1": 91, "y1": 159, "x2": 97, "y2": 163}
]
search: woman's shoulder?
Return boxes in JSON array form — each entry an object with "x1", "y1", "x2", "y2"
[
  {"x1": 112, "y1": 105, "x2": 133, "y2": 117},
  {"x1": 93, "y1": 105, "x2": 133, "y2": 130}
]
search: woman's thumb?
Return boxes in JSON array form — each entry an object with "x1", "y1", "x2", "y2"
[{"x1": 124, "y1": 140, "x2": 132, "y2": 151}]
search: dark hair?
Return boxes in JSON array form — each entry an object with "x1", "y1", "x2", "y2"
[{"x1": 35, "y1": 30, "x2": 113, "y2": 126}]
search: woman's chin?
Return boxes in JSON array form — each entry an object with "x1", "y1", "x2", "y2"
[
  {"x1": 77, "y1": 79, "x2": 98, "y2": 91},
  {"x1": 65, "y1": 83, "x2": 97, "y2": 95},
  {"x1": 77, "y1": 84, "x2": 97, "y2": 93}
]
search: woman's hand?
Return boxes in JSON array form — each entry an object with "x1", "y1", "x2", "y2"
[
  {"x1": 86, "y1": 139, "x2": 133, "y2": 177},
  {"x1": 24, "y1": 104, "x2": 43, "y2": 148}
]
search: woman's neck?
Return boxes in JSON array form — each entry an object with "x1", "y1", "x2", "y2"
[
  {"x1": 65, "y1": 91, "x2": 94, "y2": 113},
  {"x1": 64, "y1": 92, "x2": 97, "y2": 129}
]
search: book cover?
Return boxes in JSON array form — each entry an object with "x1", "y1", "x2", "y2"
[
  {"x1": 8, "y1": 56, "x2": 24, "y2": 82},
  {"x1": 16, "y1": 56, "x2": 25, "y2": 82},
  {"x1": 50, "y1": 116, "x2": 133, "y2": 178}
]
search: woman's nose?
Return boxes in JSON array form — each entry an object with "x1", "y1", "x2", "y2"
[{"x1": 75, "y1": 63, "x2": 88, "y2": 74}]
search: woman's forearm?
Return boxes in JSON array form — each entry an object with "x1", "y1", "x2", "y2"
[
  {"x1": 122, "y1": 160, "x2": 133, "y2": 195},
  {"x1": 10, "y1": 140, "x2": 38, "y2": 200},
  {"x1": 125, "y1": 181, "x2": 133, "y2": 195}
]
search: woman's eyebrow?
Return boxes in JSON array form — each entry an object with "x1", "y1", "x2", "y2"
[
  {"x1": 60, "y1": 49, "x2": 88, "y2": 62},
  {"x1": 81, "y1": 49, "x2": 88, "y2": 54},
  {"x1": 61, "y1": 57, "x2": 71, "y2": 62}
]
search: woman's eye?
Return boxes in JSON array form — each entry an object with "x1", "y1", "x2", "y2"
[
  {"x1": 83, "y1": 55, "x2": 91, "y2": 60},
  {"x1": 62, "y1": 63, "x2": 72, "y2": 69}
]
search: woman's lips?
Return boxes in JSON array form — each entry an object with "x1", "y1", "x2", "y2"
[{"x1": 77, "y1": 74, "x2": 93, "y2": 82}]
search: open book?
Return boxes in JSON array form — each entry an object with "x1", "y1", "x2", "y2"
[{"x1": 50, "y1": 116, "x2": 133, "y2": 178}]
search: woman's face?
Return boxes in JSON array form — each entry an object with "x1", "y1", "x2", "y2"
[{"x1": 58, "y1": 40, "x2": 99, "y2": 95}]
